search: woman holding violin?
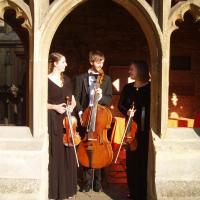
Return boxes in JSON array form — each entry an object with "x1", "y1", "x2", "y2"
[
  {"x1": 74, "y1": 50, "x2": 112, "y2": 193},
  {"x1": 118, "y1": 61, "x2": 150, "y2": 200},
  {"x1": 47, "y1": 52, "x2": 77, "y2": 199}
]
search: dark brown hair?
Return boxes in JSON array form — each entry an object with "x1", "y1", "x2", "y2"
[
  {"x1": 48, "y1": 52, "x2": 65, "y2": 83},
  {"x1": 130, "y1": 60, "x2": 150, "y2": 82},
  {"x1": 89, "y1": 50, "x2": 105, "y2": 63}
]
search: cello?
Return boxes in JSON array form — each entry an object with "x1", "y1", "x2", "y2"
[{"x1": 77, "y1": 69, "x2": 113, "y2": 169}]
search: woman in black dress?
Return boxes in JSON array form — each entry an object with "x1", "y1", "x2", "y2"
[
  {"x1": 48, "y1": 52, "x2": 77, "y2": 199},
  {"x1": 118, "y1": 61, "x2": 150, "y2": 200}
]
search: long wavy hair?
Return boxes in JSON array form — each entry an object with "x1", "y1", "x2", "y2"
[{"x1": 48, "y1": 52, "x2": 65, "y2": 84}]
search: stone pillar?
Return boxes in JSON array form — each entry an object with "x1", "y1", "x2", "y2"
[
  {"x1": 32, "y1": 0, "x2": 49, "y2": 137},
  {"x1": 159, "y1": 0, "x2": 171, "y2": 135}
]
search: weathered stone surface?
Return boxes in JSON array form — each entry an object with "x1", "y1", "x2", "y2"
[
  {"x1": 155, "y1": 128, "x2": 200, "y2": 199},
  {"x1": 0, "y1": 178, "x2": 39, "y2": 193}
]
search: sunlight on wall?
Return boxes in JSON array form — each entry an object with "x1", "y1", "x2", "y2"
[
  {"x1": 112, "y1": 78, "x2": 120, "y2": 92},
  {"x1": 171, "y1": 93, "x2": 178, "y2": 106}
]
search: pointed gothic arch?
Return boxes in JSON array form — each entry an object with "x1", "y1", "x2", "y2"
[
  {"x1": 0, "y1": 0, "x2": 32, "y2": 33},
  {"x1": 169, "y1": 0, "x2": 200, "y2": 34},
  {"x1": 36, "y1": 2, "x2": 163, "y2": 199},
  {"x1": 39, "y1": 0, "x2": 163, "y2": 136}
]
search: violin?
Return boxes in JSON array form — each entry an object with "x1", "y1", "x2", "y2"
[
  {"x1": 77, "y1": 69, "x2": 113, "y2": 169},
  {"x1": 114, "y1": 102, "x2": 137, "y2": 163},
  {"x1": 63, "y1": 116, "x2": 81, "y2": 146},
  {"x1": 63, "y1": 96, "x2": 81, "y2": 167}
]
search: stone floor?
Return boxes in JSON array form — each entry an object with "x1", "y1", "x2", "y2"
[{"x1": 74, "y1": 183, "x2": 129, "y2": 200}]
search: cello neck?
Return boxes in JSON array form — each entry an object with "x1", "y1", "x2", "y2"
[
  {"x1": 86, "y1": 72, "x2": 103, "y2": 139},
  {"x1": 87, "y1": 104, "x2": 98, "y2": 140}
]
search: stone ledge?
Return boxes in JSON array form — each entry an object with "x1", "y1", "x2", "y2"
[
  {"x1": 0, "y1": 178, "x2": 40, "y2": 193},
  {"x1": 0, "y1": 139, "x2": 45, "y2": 179},
  {"x1": 158, "y1": 197, "x2": 200, "y2": 200},
  {"x1": 166, "y1": 128, "x2": 200, "y2": 140},
  {"x1": 158, "y1": 140, "x2": 200, "y2": 152},
  {"x1": 0, "y1": 140, "x2": 43, "y2": 151},
  {"x1": 0, "y1": 193, "x2": 38, "y2": 200},
  {"x1": 156, "y1": 180, "x2": 200, "y2": 198},
  {"x1": 0, "y1": 127, "x2": 32, "y2": 139}
]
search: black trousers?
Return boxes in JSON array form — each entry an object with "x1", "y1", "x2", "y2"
[{"x1": 83, "y1": 167, "x2": 101, "y2": 189}]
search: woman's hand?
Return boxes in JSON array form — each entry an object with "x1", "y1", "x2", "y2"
[
  {"x1": 127, "y1": 107, "x2": 136, "y2": 117},
  {"x1": 54, "y1": 103, "x2": 66, "y2": 114},
  {"x1": 66, "y1": 95, "x2": 76, "y2": 113}
]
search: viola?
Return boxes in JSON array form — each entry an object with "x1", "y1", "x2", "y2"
[
  {"x1": 77, "y1": 69, "x2": 113, "y2": 169},
  {"x1": 124, "y1": 105, "x2": 137, "y2": 151},
  {"x1": 114, "y1": 103, "x2": 137, "y2": 163}
]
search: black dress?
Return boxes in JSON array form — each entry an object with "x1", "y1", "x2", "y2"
[
  {"x1": 48, "y1": 76, "x2": 77, "y2": 199},
  {"x1": 118, "y1": 82, "x2": 150, "y2": 200}
]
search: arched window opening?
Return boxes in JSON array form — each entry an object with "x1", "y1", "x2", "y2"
[
  {"x1": 0, "y1": 9, "x2": 29, "y2": 126},
  {"x1": 169, "y1": 12, "x2": 200, "y2": 128}
]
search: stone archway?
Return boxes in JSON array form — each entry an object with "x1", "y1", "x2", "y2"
[
  {"x1": 39, "y1": 0, "x2": 162, "y2": 135},
  {"x1": 38, "y1": 1, "x2": 163, "y2": 199}
]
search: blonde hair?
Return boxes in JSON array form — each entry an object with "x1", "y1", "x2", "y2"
[
  {"x1": 48, "y1": 52, "x2": 65, "y2": 83},
  {"x1": 89, "y1": 50, "x2": 105, "y2": 63}
]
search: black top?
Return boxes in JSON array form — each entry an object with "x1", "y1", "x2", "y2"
[{"x1": 118, "y1": 82, "x2": 150, "y2": 134}]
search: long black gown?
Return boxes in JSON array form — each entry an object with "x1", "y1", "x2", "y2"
[
  {"x1": 118, "y1": 82, "x2": 150, "y2": 200},
  {"x1": 48, "y1": 76, "x2": 77, "y2": 199}
]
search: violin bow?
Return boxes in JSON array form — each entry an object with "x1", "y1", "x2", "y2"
[{"x1": 114, "y1": 102, "x2": 136, "y2": 164}]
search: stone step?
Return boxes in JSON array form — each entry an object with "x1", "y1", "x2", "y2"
[
  {"x1": 0, "y1": 126, "x2": 33, "y2": 140},
  {"x1": 158, "y1": 198, "x2": 200, "y2": 200},
  {"x1": 0, "y1": 139, "x2": 43, "y2": 151},
  {"x1": 156, "y1": 128, "x2": 200, "y2": 199},
  {"x1": 0, "y1": 193, "x2": 38, "y2": 200},
  {"x1": 166, "y1": 128, "x2": 200, "y2": 140},
  {"x1": 158, "y1": 140, "x2": 200, "y2": 152},
  {"x1": 0, "y1": 129, "x2": 48, "y2": 200},
  {"x1": 0, "y1": 178, "x2": 39, "y2": 200},
  {"x1": 157, "y1": 180, "x2": 200, "y2": 200},
  {"x1": 0, "y1": 139, "x2": 43, "y2": 179}
]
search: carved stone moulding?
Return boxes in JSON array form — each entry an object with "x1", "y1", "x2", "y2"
[
  {"x1": 0, "y1": 0, "x2": 32, "y2": 33},
  {"x1": 169, "y1": 1, "x2": 200, "y2": 34}
]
